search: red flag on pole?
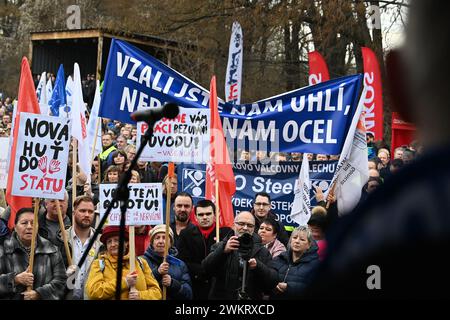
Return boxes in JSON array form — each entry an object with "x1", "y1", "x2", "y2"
[
  {"x1": 308, "y1": 51, "x2": 330, "y2": 85},
  {"x1": 205, "y1": 76, "x2": 236, "y2": 227},
  {"x1": 362, "y1": 47, "x2": 384, "y2": 141},
  {"x1": 5, "y1": 57, "x2": 41, "y2": 230}
]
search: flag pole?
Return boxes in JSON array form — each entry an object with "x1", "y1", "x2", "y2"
[
  {"x1": 326, "y1": 180, "x2": 337, "y2": 210},
  {"x1": 163, "y1": 162, "x2": 175, "y2": 300},
  {"x1": 56, "y1": 200, "x2": 72, "y2": 266},
  {"x1": 90, "y1": 117, "x2": 101, "y2": 167},
  {"x1": 128, "y1": 225, "x2": 137, "y2": 294},
  {"x1": 72, "y1": 138, "x2": 77, "y2": 207},
  {"x1": 27, "y1": 198, "x2": 40, "y2": 291},
  {"x1": 215, "y1": 180, "x2": 220, "y2": 243}
]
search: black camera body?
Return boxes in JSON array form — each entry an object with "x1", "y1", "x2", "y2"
[{"x1": 237, "y1": 233, "x2": 253, "y2": 260}]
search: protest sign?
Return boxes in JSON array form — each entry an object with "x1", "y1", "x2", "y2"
[
  {"x1": 177, "y1": 161, "x2": 336, "y2": 229},
  {"x1": 99, "y1": 183, "x2": 163, "y2": 225},
  {"x1": 99, "y1": 39, "x2": 362, "y2": 155},
  {"x1": 137, "y1": 107, "x2": 210, "y2": 163},
  {"x1": 11, "y1": 113, "x2": 71, "y2": 200}
]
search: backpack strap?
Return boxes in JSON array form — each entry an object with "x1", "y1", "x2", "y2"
[
  {"x1": 99, "y1": 259, "x2": 105, "y2": 272},
  {"x1": 136, "y1": 257, "x2": 145, "y2": 272}
]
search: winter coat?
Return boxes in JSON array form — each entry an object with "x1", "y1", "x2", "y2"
[
  {"x1": 85, "y1": 252, "x2": 161, "y2": 300},
  {"x1": 0, "y1": 218, "x2": 8, "y2": 240},
  {"x1": 0, "y1": 233, "x2": 67, "y2": 300},
  {"x1": 177, "y1": 224, "x2": 232, "y2": 299},
  {"x1": 202, "y1": 232, "x2": 278, "y2": 300},
  {"x1": 142, "y1": 247, "x2": 192, "y2": 300},
  {"x1": 38, "y1": 212, "x2": 72, "y2": 268},
  {"x1": 269, "y1": 241, "x2": 320, "y2": 299}
]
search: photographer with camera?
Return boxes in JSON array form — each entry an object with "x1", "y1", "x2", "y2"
[{"x1": 202, "y1": 211, "x2": 278, "y2": 300}]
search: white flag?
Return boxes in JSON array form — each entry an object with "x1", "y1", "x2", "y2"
[
  {"x1": 290, "y1": 153, "x2": 312, "y2": 226},
  {"x1": 65, "y1": 75, "x2": 74, "y2": 118},
  {"x1": 225, "y1": 21, "x2": 243, "y2": 104},
  {"x1": 46, "y1": 78, "x2": 53, "y2": 103},
  {"x1": 325, "y1": 90, "x2": 369, "y2": 215},
  {"x1": 71, "y1": 63, "x2": 91, "y2": 181},
  {"x1": 87, "y1": 80, "x2": 102, "y2": 160},
  {"x1": 36, "y1": 72, "x2": 49, "y2": 115}
]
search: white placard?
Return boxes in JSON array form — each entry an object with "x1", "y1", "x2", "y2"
[
  {"x1": 137, "y1": 107, "x2": 209, "y2": 163},
  {"x1": 11, "y1": 112, "x2": 71, "y2": 200},
  {"x1": 99, "y1": 183, "x2": 163, "y2": 226}
]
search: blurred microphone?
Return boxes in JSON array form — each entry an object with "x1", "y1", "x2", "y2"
[{"x1": 130, "y1": 102, "x2": 179, "y2": 123}]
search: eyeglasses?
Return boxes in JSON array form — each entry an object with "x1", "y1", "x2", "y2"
[
  {"x1": 254, "y1": 202, "x2": 270, "y2": 207},
  {"x1": 234, "y1": 221, "x2": 255, "y2": 229}
]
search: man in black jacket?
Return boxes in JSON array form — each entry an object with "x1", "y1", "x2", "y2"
[
  {"x1": 177, "y1": 199, "x2": 232, "y2": 299},
  {"x1": 202, "y1": 211, "x2": 278, "y2": 300}
]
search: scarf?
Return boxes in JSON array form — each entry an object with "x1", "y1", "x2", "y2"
[{"x1": 199, "y1": 223, "x2": 216, "y2": 240}]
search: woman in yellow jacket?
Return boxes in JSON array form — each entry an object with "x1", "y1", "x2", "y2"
[{"x1": 85, "y1": 226, "x2": 162, "y2": 300}]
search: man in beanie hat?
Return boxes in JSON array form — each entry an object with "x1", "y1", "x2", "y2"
[
  {"x1": 85, "y1": 225, "x2": 161, "y2": 300},
  {"x1": 142, "y1": 224, "x2": 192, "y2": 300}
]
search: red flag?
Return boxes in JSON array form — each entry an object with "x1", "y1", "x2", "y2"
[
  {"x1": 205, "y1": 76, "x2": 236, "y2": 227},
  {"x1": 362, "y1": 47, "x2": 384, "y2": 141},
  {"x1": 308, "y1": 51, "x2": 330, "y2": 85},
  {"x1": 5, "y1": 57, "x2": 41, "y2": 230}
]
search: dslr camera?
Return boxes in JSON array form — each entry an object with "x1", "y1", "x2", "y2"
[{"x1": 237, "y1": 233, "x2": 253, "y2": 260}]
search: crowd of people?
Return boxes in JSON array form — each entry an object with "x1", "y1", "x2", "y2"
[
  {"x1": 1, "y1": 0, "x2": 446, "y2": 300},
  {"x1": 0, "y1": 113, "x2": 421, "y2": 300}
]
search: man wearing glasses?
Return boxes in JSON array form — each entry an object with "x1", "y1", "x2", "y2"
[
  {"x1": 252, "y1": 192, "x2": 289, "y2": 246},
  {"x1": 202, "y1": 211, "x2": 278, "y2": 300}
]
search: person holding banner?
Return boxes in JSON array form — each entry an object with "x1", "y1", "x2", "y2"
[
  {"x1": 39, "y1": 192, "x2": 71, "y2": 267},
  {"x1": 142, "y1": 224, "x2": 192, "y2": 300},
  {"x1": 85, "y1": 226, "x2": 161, "y2": 300},
  {"x1": 269, "y1": 226, "x2": 319, "y2": 299},
  {"x1": 0, "y1": 208, "x2": 67, "y2": 299},
  {"x1": 62, "y1": 196, "x2": 102, "y2": 300},
  {"x1": 177, "y1": 200, "x2": 232, "y2": 300}
]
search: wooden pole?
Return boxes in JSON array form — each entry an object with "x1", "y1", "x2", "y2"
[
  {"x1": 162, "y1": 162, "x2": 175, "y2": 300},
  {"x1": 27, "y1": 199, "x2": 40, "y2": 291},
  {"x1": 215, "y1": 180, "x2": 220, "y2": 243},
  {"x1": 72, "y1": 139, "x2": 78, "y2": 207},
  {"x1": 90, "y1": 117, "x2": 101, "y2": 167},
  {"x1": 326, "y1": 181, "x2": 337, "y2": 210},
  {"x1": 56, "y1": 200, "x2": 72, "y2": 266},
  {"x1": 128, "y1": 226, "x2": 137, "y2": 293}
]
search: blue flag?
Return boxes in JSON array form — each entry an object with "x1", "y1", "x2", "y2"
[
  {"x1": 49, "y1": 64, "x2": 67, "y2": 116},
  {"x1": 99, "y1": 39, "x2": 362, "y2": 154}
]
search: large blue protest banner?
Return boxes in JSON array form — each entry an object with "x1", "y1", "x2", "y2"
[
  {"x1": 99, "y1": 39, "x2": 362, "y2": 155},
  {"x1": 177, "y1": 161, "x2": 336, "y2": 229}
]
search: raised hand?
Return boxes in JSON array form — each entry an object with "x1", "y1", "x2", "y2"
[
  {"x1": 49, "y1": 159, "x2": 61, "y2": 174},
  {"x1": 38, "y1": 156, "x2": 47, "y2": 174}
]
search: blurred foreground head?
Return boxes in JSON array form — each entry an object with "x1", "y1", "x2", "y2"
[{"x1": 388, "y1": 1, "x2": 450, "y2": 148}]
